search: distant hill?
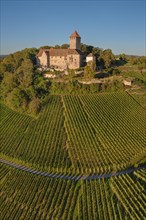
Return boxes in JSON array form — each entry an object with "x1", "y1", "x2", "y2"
[{"x1": 0, "y1": 55, "x2": 7, "y2": 59}]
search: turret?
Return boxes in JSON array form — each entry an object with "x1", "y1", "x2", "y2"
[{"x1": 70, "y1": 31, "x2": 81, "y2": 50}]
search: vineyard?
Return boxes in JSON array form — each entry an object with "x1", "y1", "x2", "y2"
[
  {"x1": 0, "y1": 92, "x2": 146, "y2": 175},
  {"x1": 0, "y1": 163, "x2": 145, "y2": 219},
  {"x1": 0, "y1": 91, "x2": 146, "y2": 219},
  {"x1": 0, "y1": 97, "x2": 73, "y2": 173}
]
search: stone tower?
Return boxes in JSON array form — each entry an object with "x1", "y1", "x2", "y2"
[{"x1": 70, "y1": 31, "x2": 81, "y2": 50}]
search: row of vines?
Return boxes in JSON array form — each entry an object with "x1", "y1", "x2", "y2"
[
  {"x1": 1, "y1": 92, "x2": 146, "y2": 175},
  {"x1": 0, "y1": 104, "x2": 32, "y2": 155},
  {"x1": 1, "y1": 163, "x2": 145, "y2": 219},
  {"x1": 0, "y1": 163, "x2": 79, "y2": 220},
  {"x1": 0, "y1": 97, "x2": 73, "y2": 173},
  {"x1": 62, "y1": 92, "x2": 146, "y2": 173}
]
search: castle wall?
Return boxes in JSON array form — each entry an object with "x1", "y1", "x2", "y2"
[
  {"x1": 38, "y1": 51, "x2": 48, "y2": 67},
  {"x1": 49, "y1": 54, "x2": 81, "y2": 70},
  {"x1": 50, "y1": 56, "x2": 68, "y2": 70},
  {"x1": 67, "y1": 54, "x2": 80, "y2": 69}
]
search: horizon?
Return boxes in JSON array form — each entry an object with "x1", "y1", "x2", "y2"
[{"x1": 1, "y1": 0, "x2": 146, "y2": 56}]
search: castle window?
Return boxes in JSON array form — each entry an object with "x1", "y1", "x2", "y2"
[{"x1": 69, "y1": 57, "x2": 73, "y2": 62}]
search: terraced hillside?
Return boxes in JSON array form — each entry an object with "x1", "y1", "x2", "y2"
[
  {"x1": 0, "y1": 163, "x2": 145, "y2": 220},
  {"x1": 0, "y1": 92, "x2": 146, "y2": 175}
]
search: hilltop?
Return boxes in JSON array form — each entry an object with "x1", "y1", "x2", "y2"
[{"x1": 0, "y1": 46, "x2": 146, "y2": 115}]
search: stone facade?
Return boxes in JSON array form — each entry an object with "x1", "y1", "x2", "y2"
[
  {"x1": 37, "y1": 50, "x2": 48, "y2": 67},
  {"x1": 37, "y1": 31, "x2": 83, "y2": 70}
]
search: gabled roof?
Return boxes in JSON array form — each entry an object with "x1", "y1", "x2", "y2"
[
  {"x1": 70, "y1": 31, "x2": 81, "y2": 38},
  {"x1": 36, "y1": 49, "x2": 50, "y2": 57},
  {"x1": 49, "y1": 48, "x2": 83, "y2": 56},
  {"x1": 37, "y1": 48, "x2": 83, "y2": 57}
]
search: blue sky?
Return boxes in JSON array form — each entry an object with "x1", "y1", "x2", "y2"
[{"x1": 1, "y1": 0, "x2": 146, "y2": 55}]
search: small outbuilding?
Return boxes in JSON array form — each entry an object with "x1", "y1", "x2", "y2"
[
  {"x1": 123, "y1": 79, "x2": 132, "y2": 86},
  {"x1": 86, "y1": 53, "x2": 96, "y2": 63}
]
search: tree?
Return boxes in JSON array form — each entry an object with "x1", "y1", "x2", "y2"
[
  {"x1": 54, "y1": 45, "x2": 60, "y2": 49},
  {"x1": 33, "y1": 73, "x2": 49, "y2": 97},
  {"x1": 119, "y1": 53, "x2": 126, "y2": 61},
  {"x1": 29, "y1": 97, "x2": 41, "y2": 115},
  {"x1": 0, "y1": 48, "x2": 43, "y2": 114},
  {"x1": 1, "y1": 54, "x2": 16, "y2": 72},
  {"x1": 92, "y1": 47, "x2": 100, "y2": 56},
  {"x1": 6, "y1": 88, "x2": 21, "y2": 110},
  {"x1": 138, "y1": 64, "x2": 144, "y2": 73},
  {"x1": 39, "y1": 45, "x2": 52, "y2": 50},
  {"x1": 5, "y1": 88, "x2": 29, "y2": 112},
  {"x1": 16, "y1": 59, "x2": 33, "y2": 89},
  {"x1": 61, "y1": 44, "x2": 69, "y2": 49},
  {"x1": 98, "y1": 49, "x2": 115, "y2": 69},
  {"x1": 90, "y1": 83, "x2": 99, "y2": 93},
  {"x1": 80, "y1": 44, "x2": 93, "y2": 55},
  {"x1": 1, "y1": 72, "x2": 18, "y2": 96},
  {"x1": 84, "y1": 61, "x2": 96, "y2": 78}
]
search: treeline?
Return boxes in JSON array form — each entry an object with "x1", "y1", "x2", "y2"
[
  {"x1": 50, "y1": 79, "x2": 124, "y2": 95},
  {"x1": 129, "y1": 56, "x2": 146, "y2": 72},
  {"x1": 0, "y1": 48, "x2": 49, "y2": 115}
]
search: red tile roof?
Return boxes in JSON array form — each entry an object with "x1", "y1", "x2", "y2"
[
  {"x1": 70, "y1": 31, "x2": 81, "y2": 38},
  {"x1": 37, "y1": 48, "x2": 82, "y2": 57},
  {"x1": 36, "y1": 49, "x2": 49, "y2": 57}
]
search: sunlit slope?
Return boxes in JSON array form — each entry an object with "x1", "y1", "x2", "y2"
[
  {"x1": 0, "y1": 96, "x2": 72, "y2": 173},
  {"x1": 0, "y1": 104, "x2": 32, "y2": 154},
  {"x1": 0, "y1": 92, "x2": 146, "y2": 174},
  {"x1": 63, "y1": 92, "x2": 146, "y2": 173}
]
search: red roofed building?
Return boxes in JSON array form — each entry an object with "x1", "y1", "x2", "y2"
[{"x1": 37, "y1": 31, "x2": 84, "y2": 70}]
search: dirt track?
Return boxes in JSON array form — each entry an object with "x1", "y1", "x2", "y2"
[{"x1": 0, "y1": 158, "x2": 146, "y2": 181}]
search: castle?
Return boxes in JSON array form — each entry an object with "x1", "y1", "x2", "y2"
[{"x1": 37, "y1": 31, "x2": 86, "y2": 70}]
